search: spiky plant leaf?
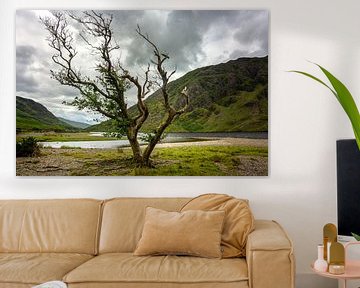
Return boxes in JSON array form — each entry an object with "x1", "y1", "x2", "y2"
[
  {"x1": 351, "y1": 232, "x2": 360, "y2": 241},
  {"x1": 290, "y1": 64, "x2": 360, "y2": 150}
]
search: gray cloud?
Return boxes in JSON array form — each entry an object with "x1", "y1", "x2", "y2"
[
  {"x1": 16, "y1": 73, "x2": 38, "y2": 93},
  {"x1": 233, "y1": 11, "x2": 268, "y2": 56},
  {"x1": 16, "y1": 45, "x2": 39, "y2": 93},
  {"x1": 120, "y1": 10, "x2": 262, "y2": 73},
  {"x1": 123, "y1": 10, "x2": 206, "y2": 72}
]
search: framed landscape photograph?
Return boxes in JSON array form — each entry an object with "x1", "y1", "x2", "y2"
[{"x1": 16, "y1": 10, "x2": 269, "y2": 176}]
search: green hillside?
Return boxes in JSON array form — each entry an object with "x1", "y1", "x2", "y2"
[
  {"x1": 89, "y1": 56, "x2": 268, "y2": 133},
  {"x1": 85, "y1": 119, "x2": 113, "y2": 132},
  {"x1": 58, "y1": 117, "x2": 90, "y2": 129},
  {"x1": 16, "y1": 96, "x2": 75, "y2": 132}
]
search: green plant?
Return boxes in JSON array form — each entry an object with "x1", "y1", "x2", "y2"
[
  {"x1": 16, "y1": 136, "x2": 41, "y2": 157},
  {"x1": 352, "y1": 232, "x2": 360, "y2": 241},
  {"x1": 290, "y1": 63, "x2": 360, "y2": 150}
]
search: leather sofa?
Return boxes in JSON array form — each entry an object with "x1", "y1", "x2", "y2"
[{"x1": 0, "y1": 198, "x2": 295, "y2": 288}]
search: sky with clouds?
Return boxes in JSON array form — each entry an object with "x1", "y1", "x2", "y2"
[{"x1": 16, "y1": 10, "x2": 268, "y2": 124}]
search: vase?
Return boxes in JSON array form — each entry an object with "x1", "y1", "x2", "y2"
[{"x1": 314, "y1": 244, "x2": 328, "y2": 272}]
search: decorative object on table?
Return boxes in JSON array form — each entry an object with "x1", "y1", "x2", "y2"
[
  {"x1": 329, "y1": 242, "x2": 345, "y2": 275},
  {"x1": 290, "y1": 63, "x2": 360, "y2": 150},
  {"x1": 32, "y1": 281, "x2": 67, "y2": 288},
  {"x1": 314, "y1": 244, "x2": 328, "y2": 272},
  {"x1": 323, "y1": 223, "x2": 337, "y2": 262},
  {"x1": 312, "y1": 236, "x2": 360, "y2": 288},
  {"x1": 328, "y1": 264, "x2": 345, "y2": 275}
]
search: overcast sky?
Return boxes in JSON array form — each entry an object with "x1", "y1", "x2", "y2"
[{"x1": 16, "y1": 10, "x2": 268, "y2": 124}]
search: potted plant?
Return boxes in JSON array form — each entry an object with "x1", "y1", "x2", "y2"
[{"x1": 290, "y1": 64, "x2": 360, "y2": 241}]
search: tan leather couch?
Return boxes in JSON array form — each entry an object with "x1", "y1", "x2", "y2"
[{"x1": 0, "y1": 198, "x2": 295, "y2": 288}]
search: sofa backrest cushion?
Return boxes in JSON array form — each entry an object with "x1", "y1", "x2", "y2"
[
  {"x1": 181, "y1": 194, "x2": 254, "y2": 258},
  {"x1": 99, "y1": 198, "x2": 189, "y2": 253},
  {"x1": 0, "y1": 199, "x2": 102, "y2": 254}
]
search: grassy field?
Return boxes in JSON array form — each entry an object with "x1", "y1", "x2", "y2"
[
  {"x1": 16, "y1": 145, "x2": 268, "y2": 176},
  {"x1": 16, "y1": 132, "x2": 119, "y2": 142}
]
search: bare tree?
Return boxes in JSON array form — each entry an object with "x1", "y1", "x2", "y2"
[{"x1": 41, "y1": 11, "x2": 189, "y2": 167}]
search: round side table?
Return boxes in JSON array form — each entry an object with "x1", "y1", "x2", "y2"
[
  {"x1": 311, "y1": 242, "x2": 360, "y2": 288},
  {"x1": 312, "y1": 261, "x2": 360, "y2": 288}
]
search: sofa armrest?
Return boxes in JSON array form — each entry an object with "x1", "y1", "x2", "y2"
[{"x1": 246, "y1": 220, "x2": 295, "y2": 288}]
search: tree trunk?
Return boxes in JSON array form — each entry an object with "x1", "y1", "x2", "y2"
[
  {"x1": 142, "y1": 112, "x2": 176, "y2": 166},
  {"x1": 142, "y1": 139, "x2": 158, "y2": 167},
  {"x1": 127, "y1": 127, "x2": 143, "y2": 165}
]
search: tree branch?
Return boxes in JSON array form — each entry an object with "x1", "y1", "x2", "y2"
[
  {"x1": 42, "y1": 13, "x2": 189, "y2": 166},
  {"x1": 136, "y1": 25, "x2": 174, "y2": 109}
]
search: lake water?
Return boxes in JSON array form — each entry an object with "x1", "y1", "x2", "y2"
[
  {"x1": 167, "y1": 132, "x2": 268, "y2": 139},
  {"x1": 40, "y1": 132, "x2": 267, "y2": 149}
]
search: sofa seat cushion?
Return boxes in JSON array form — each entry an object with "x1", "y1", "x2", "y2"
[
  {"x1": 64, "y1": 253, "x2": 248, "y2": 285},
  {"x1": 0, "y1": 253, "x2": 93, "y2": 285}
]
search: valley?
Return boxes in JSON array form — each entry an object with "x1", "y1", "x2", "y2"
[{"x1": 16, "y1": 56, "x2": 268, "y2": 176}]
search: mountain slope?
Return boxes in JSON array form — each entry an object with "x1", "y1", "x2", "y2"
[
  {"x1": 16, "y1": 96, "x2": 75, "y2": 132},
  {"x1": 58, "y1": 117, "x2": 90, "y2": 129},
  {"x1": 88, "y1": 56, "x2": 268, "y2": 133}
]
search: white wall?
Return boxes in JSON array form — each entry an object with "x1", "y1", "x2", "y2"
[{"x1": 1, "y1": 0, "x2": 359, "y2": 287}]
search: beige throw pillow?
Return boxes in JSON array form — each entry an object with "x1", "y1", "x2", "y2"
[
  {"x1": 134, "y1": 207, "x2": 225, "y2": 258},
  {"x1": 181, "y1": 193, "x2": 255, "y2": 258}
]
